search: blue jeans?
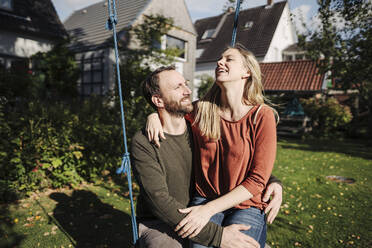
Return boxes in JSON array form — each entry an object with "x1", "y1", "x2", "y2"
[{"x1": 190, "y1": 195, "x2": 267, "y2": 248}]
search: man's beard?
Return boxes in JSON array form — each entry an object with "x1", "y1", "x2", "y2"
[{"x1": 163, "y1": 97, "x2": 193, "y2": 117}]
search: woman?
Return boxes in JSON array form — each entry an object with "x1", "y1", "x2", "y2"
[{"x1": 147, "y1": 44, "x2": 277, "y2": 248}]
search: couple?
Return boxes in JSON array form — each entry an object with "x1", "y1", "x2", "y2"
[{"x1": 131, "y1": 44, "x2": 281, "y2": 248}]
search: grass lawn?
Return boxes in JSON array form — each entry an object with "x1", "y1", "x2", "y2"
[{"x1": 1, "y1": 138, "x2": 371, "y2": 248}]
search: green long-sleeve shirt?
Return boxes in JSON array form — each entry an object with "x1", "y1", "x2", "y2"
[{"x1": 131, "y1": 126, "x2": 223, "y2": 247}]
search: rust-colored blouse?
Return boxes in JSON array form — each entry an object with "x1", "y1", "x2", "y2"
[{"x1": 187, "y1": 105, "x2": 277, "y2": 210}]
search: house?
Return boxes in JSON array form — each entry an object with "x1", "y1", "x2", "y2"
[
  {"x1": 64, "y1": 0, "x2": 196, "y2": 97},
  {"x1": 260, "y1": 60, "x2": 331, "y2": 136},
  {"x1": 282, "y1": 43, "x2": 310, "y2": 61},
  {"x1": 0, "y1": 0, "x2": 66, "y2": 70},
  {"x1": 193, "y1": 0, "x2": 297, "y2": 97}
]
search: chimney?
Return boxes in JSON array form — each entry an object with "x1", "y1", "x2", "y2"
[{"x1": 265, "y1": 0, "x2": 274, "y2": 8}]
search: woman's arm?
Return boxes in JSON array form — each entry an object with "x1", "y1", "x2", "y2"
[{"x1": 175, "y1": 185, "x2": 252, "y2": 238}]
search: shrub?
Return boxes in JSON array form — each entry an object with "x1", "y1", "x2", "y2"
[
  {"x1": 197, "y1": 75, "x2": 214, "y2": 99},
  {"x1": 301, "y1": 97, "x2": 353, "y2": 138}
]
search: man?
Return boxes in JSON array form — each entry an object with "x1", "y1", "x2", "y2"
[{"x1": 131, "y1": 66, "x2": 282, "y2": 248}]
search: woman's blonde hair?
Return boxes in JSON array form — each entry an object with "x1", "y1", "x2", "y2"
[{"x1": 194, "y1": 43, "x2": 273, "y2": 140}]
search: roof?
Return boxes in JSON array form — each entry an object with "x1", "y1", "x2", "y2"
[
  {"x1": 64, "y1": 0, "x2": 150, "y2": 51},
  {"x1": 0, "y1": 0, "x2": 66, "y2": 40},
  {"x1": 195, "y1": 1, "x2": 287, "y2": 63},
  {"x1": 261, "y1": 60, "x2": 325, "y2": 92}
]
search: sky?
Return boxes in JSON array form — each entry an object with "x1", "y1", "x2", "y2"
[{"x1": 51, "y1": 0, "x2": 319, "y2": 34}]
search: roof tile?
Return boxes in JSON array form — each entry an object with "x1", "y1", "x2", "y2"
[
  {"x1": 64, "y1": 0, "x2": 150, "y2": 50},
  {"x1": 195, "y1": 1, "x2": 287, "y2": 63},
  {"x1": 260, "y1": 60, "x2": 325, "y2": 92},
  {"x1": 0, "y1": 0, "x2": 66, "y2": 40}
]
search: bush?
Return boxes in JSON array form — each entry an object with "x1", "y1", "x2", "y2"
[
  {"x1": 197, "y1": 75, "x2": 214, "y2": 99},
  {"x1": 0, "y1": 15, "x2": 177, "y2": 201},
  {"x1": 301, "y1": 97, "x2": 353, "y2": 138},
  {"x1": 0, "y1": 97, "x2": 125, "y2": 201}
]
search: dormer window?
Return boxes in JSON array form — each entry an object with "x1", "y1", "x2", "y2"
[
  {"x1": 244, "y1": 21, "x2": 253, "y2": 30},
  {"x1": 0, "y1": 0, "x2": 12, "y2": 11},
  {"x1": 201, "y1": 29, "x2": 215, "y2": 40}
]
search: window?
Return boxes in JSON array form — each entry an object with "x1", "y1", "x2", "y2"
[
  {"x1": 151, "y1": 35, "x2": 187, "y2": 60},
  {"x1": 201, "y1": 29, "x2": 215, "y2": 39},
  {"x1": 0, "y1": 57, "x2": 5, "y2": 69},
  {"x1": 283, "y1": 55, "x2": 293, "y2": 61},
  {"x1": 78, "y1": 52, "x2": 104, "y2": 97},
  {"x1": 244, "y1": 21, "x2": 253, "y2": 30},
  {"x1": 295, "y1": 54, "x2": 305, "y2": 60},
  {"x1": 166, "y1": 35, "x2": 186, "y2": 60},
  {"x1": 0, "y1": 0, "x2": 12, "y2": 10},
  {"x1": 196, "y1": 49, "x2": 204, "y2": 59}
]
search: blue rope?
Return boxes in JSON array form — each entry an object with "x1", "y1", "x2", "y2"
[
  {"x1": 105, "y1": 0, "x2": 138, "y2": 244},
  {"x1": 231, "y1": 0, "x2": 242, "y2": 46}
]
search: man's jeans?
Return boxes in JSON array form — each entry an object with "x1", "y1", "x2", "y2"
[{"x1": 190, "y1": 195, "x2": 267, "y2": 248}]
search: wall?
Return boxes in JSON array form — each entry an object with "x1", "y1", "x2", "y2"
[
  {"x1": 263, "y1": 2, "x2": 297, "y2": 62},
  {"x1": 0, "y1": 30, "x2": 53, "y2": 58}
]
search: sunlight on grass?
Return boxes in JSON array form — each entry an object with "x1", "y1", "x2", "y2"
[
  {"x1": 1, "y1": 139, "x2": 371, "y2": 247},
  {"x1": 267, "y1": 139, "x2": 372, "y2": 248}
]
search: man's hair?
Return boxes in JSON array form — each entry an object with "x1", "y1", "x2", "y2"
[{"x1": 142, "y1": 65, "x2": 176, "y2": 109}]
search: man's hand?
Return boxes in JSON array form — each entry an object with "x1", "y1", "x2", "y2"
[
  {"x1": 220, "y1": 224, "x2": 259, "y2": 248},
  {"x1": 263, "y1": 182, "x2": 282, "y2": 224}
]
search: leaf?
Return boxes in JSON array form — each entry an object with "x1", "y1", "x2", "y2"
[
  {"x1": 73, "y1": 151, "x2": 83, "y2": 160},
  {"x1": 10, "y1": 157, "x2": 21, "y2": 164},
  {"x1": 52, "y1": 158, "x2": 63, "y2": 168}
]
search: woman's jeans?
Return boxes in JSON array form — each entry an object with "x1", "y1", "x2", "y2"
[{"x1": 190, "y1": 195, "x2": 267, "y2": 248}]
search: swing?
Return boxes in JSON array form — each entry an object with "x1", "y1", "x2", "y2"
[{"x1": 105, "y1": 0, "x2": 242, "y2": 245}]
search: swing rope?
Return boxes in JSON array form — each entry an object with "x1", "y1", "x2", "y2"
[
  {"x1": 231, "y1": 0, "x2": 242, "y2": 47},
  {"x1": 105, "y1": 0, "x2": 138, "y2": 244}
]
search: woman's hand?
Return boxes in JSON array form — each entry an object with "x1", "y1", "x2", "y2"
[
  {"x1": 175, "y1": 205, "x2": 214, "y2": 238},
  {"x1": 146, "y1": 113, "x2": 165, "y2": 147}
]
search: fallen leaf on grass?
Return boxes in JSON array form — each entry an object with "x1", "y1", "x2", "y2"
[
  {"x1": 44, "y1": 232, "x2": 50, "y2": 236},
  {"x1": 23, "y1": 223, "x2": 34, "y2": 227}
]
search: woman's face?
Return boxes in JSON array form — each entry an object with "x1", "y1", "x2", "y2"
[{"x1": 215, "y1": 48, "x2": 250, "y2": 84}]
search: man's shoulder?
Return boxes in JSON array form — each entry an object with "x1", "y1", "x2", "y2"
[
  {"x1": 132, "y1": 128, "x2": 153, "y2": 149},
  {"x1": 133, "y1": 128, "x2": 148, "y2": 143}
]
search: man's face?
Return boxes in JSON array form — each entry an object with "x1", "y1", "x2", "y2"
[{"x1": 157, "y1": 70, "x2": 193, "y2": 117}]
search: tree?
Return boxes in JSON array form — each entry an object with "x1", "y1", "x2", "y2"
[
  {"x1": 222, "y1": 0, "x2": 244, "y2": 12},
  {"x1": 298, "y1": 0, "x2": 372, "y2": 138},
  {"x1": 32, "y1": 41, "x2": 80, "y2": 100},
  {"x1": 118, "y1": 14, "x2": 179, "y2": 139},
  {"x1": 197, "y1": 75, "x2": 214, "y2": 99}
]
